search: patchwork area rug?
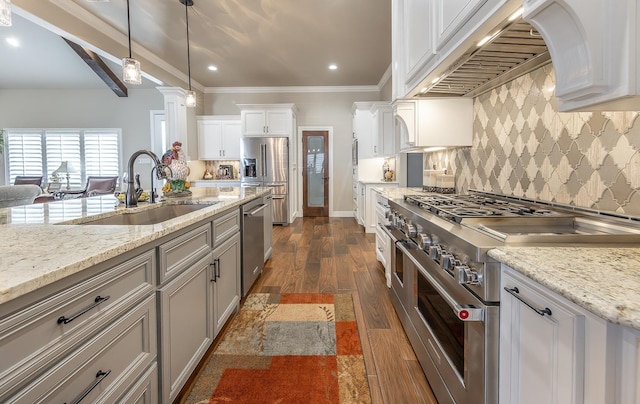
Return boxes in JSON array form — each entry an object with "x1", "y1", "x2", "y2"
[{"x1": 185, "y1": 293, "x2": 371, "y2": 404}]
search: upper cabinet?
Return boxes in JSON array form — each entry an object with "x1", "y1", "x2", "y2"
[
  {"x1": 371, "y1": 104, "x2": 395, "y2": 157},
  {"x1": 239, "y1": 104, "x2": 297, "y2": 137},
  {"x1": 394, "y1": 98, "x2": 473, "y2": 152},
  {"x1": 197, "y1": 116, "x2": 241, "y2": 160},
  {"x1": 524, "y1": 0, "x2": 640, "y2": 111},
  {"x1": 353, "y1": 102, "x2": 395, "y2": 159},
  {"x1": 433, "y1": 0, "x2": 488, "y2": 51}
]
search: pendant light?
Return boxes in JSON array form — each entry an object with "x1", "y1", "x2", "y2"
[
  {"x1": 122, "y1": 0, "x2": 142, "y2": 85},
  {"x1": 181, "y1": 0, "x2": 196, "y2": 108},
  {"x1": 0, "y1": 0, "x2": 12, "y2": 27}
]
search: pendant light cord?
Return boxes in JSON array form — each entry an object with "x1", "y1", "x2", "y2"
[
  {"x1": 126, "y1": 0, "x2": 132, "y2": 58},
  {"x1": 185, "y1": 1, "x2": 192, "y2": 91}
]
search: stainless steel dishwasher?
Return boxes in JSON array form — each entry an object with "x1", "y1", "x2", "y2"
[{"x1": 241, "y1": 197, "x2": 266, "y2": 296}]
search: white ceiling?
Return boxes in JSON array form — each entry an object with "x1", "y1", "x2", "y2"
[{"x1": 1, "y1": 0, "x2": 391, "y2": 91}]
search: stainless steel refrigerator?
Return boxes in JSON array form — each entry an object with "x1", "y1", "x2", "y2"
[{"x1": 241, "y1": 137, "x2": 289, "y2": 225}]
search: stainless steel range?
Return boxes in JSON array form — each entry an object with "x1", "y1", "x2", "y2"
[{"x1": 382, "y1": 190, "x2": 640, "y2": 404}]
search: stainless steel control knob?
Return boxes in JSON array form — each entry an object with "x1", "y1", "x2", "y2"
[
  {"x1": 441, "y1": 253, "x2": 455, "y2": 271},
  {"x1": 404, "y1": 222, "x2": 417, "y2": 237},
  {"x1": 457, "y1": 265, "x2": 483, "y2": 285},
  {"x1": 417, "y1": 233, "x2": 432, "y2": 249},
  {"x1": 429, "y1": 245, "x2": 442, "y2": 261}
]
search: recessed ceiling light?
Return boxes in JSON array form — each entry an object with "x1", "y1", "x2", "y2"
[
  {"x1": 6, "y1": 37, "x2": 19, "y2": 47},
  {"x1": 208, "y1": 65, "x2": 218, "y2": 71},
  {"x1": 328, "y1": 64, "x2": 337, "y2": 70}
]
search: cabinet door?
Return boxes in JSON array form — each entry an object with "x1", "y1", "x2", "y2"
[
  {"x1": 212, "y1": 233, "x2": 241, "y2": 336},
  {"x1": 197, "y1": 120, "x2": 224, "y2": 160},
  {"x1": 265, "y1": 110, "x2": 291, "y2": 136},
  {"x1": 158, "y1": 255, "x2": 213, "y2": 402},
  {"x1": 264, "y1": 196, "x2": 273, "y2": 261},
  {"x1": 242, "y1": 110, "x2": 267, "y2": 136},
  {"x1": 500, "y1": 271, "x2": 585, "y2": 404},
  {"x1": 404, "y1": 0, "x2": 435, "y2": 84},
  {"x1": 220, "y1": 121, "x2": 241, "y2": 159},
  {"x1": 374, "y1": 106, "x2": 395, "y2": 156},
  {"x1": 371, "y1": 110, "x2": 381, "y2": 157},
  {"x1": 434, "y1": 0, "x2": 487, "y2": 51}
]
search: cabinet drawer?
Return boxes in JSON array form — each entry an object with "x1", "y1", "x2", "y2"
[
  {"x1": 0, "y1": 251, "x2": 154, "y2": 396},
  {"x1": 116, "y1": 362, "x2": 158, "y2": 404},
  {"x1": 159, "y1": 223, "x2": 212, "y2": 283},
  {"x1": 4, "y1": 295, "x2": 157, "y2": 403},
  {"x1": 212, "y1": 208, "x2": 240, "y2": 247}
]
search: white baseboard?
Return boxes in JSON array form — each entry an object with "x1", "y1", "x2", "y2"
[{"x1": 331, "y1": 210, "x2": 356, "y2": 217}]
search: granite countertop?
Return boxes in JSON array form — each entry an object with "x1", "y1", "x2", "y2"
[
  {"x1": 0, "y1": 187, "x2": 269, "y2": 305},
  {"x1": 489, "y1": 247, "x2": 640, "y2": 330}
]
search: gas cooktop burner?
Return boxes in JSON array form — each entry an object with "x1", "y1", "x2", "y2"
[{"x1": 403, "y1": 193, "x2": 567, "y2": 223}]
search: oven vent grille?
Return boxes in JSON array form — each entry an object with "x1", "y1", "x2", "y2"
[{"x1": 420, "y1": 19, "x2": 551, "y2": 98}]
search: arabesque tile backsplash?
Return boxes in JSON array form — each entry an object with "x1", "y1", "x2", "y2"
[{"x1": 426, "y1": 64, "x2": 640, "y2": 215}]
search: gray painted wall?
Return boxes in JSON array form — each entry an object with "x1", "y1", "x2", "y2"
[{"x1": 0, "y1": 88, "x2": 164, "y2": 186}]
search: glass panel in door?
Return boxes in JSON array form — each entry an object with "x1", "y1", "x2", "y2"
[{"x1": 302, "y1": 131, "x2": 329, "y2": 217}]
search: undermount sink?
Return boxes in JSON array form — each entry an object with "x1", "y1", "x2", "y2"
[{"x1": 78, "y1": 204, "x2": 212, "y2": 225}]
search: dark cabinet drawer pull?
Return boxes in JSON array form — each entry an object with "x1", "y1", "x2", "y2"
[
  {"x1": 504, "y1": 287, "x2": 552, "y2": 316},
  {"x1": 210, "y1": 259, "x2": 220, "y2": 282},
  {"x1": 57, "y1": 295, "x2": 111, "y2": 325},
  {"x1": 66, "y1": 369, "x2": 111, "y2": 404}
]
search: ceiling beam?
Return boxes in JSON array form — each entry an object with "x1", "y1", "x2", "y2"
[{"x1": 62, "y1": 37, "x2": 128, "y2": 97}]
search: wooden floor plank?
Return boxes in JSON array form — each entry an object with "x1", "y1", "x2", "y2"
[
  {"x1": 370, "y1": 329, "x2": 430, "y2": 404},
  {"x1": 354, "y1": 271, "x2": 391, "y2": 330}
]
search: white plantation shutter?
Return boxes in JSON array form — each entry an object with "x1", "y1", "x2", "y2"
[
  {"x1": 85, "y1": 131, "x2": 120, "y2": 177},
  {"x1": 5, "y1": 129, "x2": 121, "y2": 188},
  {"x1": 45, "y1": 131, "x2": 83, "y2": 189},
  {"x1": 6, "y1": 132, "x2": 43, "y2": 184}
]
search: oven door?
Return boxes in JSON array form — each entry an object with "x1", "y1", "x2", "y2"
[{"x1": 402, "y1": 245, "x2": 499, "y2": 404}]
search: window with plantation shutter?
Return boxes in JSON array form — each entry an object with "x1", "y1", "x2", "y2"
[
  {"x1": 45, "y1": 131, "x2": 82, "y2": 189},
  {"x1": 4, "y1": 129, "x2": 121, "y2": 188},
  {"x1": 5, "y1": 131, "x2": 44, "y2": 184}
]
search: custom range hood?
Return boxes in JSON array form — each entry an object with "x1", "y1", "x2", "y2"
[
  {"x1": 414, "y1": 1, "x2": 640, "y2": 111},
  {"x1": 418, "y1": 16, "x2": 551, "y2": 98}
]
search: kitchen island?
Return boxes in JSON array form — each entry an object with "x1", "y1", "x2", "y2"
[{"x1": 0, "y1": 186, "x2": 270, "y2": 403}]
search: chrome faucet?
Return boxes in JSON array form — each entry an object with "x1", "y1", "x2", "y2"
[{"x1": 125, "y1": 150, "x2": 170, "y2": 207}]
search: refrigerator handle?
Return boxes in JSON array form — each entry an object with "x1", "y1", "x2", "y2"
[{"x1": 262, "y1": 143, "x2": 267, "y2": 178}]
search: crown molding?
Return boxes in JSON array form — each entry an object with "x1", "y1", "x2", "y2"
[
  {"x1": 378, "y1": 64, "x2": 391, "y2": 89},
  {"x1": 205, "y1": 85, "x2": 381, "y2": 94}
]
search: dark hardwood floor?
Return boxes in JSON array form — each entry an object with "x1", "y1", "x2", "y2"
[{"x1": 252, "y1": 217, "x2": 438, "y2": 404}]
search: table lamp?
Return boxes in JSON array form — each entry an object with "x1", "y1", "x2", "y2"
[{"x1": 53, "y1": 162, "x2": 76, "y2": 190}]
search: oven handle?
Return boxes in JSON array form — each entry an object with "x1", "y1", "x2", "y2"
[
  {"x1": 503, "y1": 287, "x2": 553, "y2": 316},
  {"x1": 396, "y1": 241, "x2": 484, "y2": 322}
]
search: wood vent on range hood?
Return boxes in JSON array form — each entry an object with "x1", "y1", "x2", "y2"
[{"x1": 420, "y1": 18, "x2": 551, "y2": 98}]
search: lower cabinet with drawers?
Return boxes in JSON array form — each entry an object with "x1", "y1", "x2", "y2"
[{"x1": 0, "y1": 204, "x2": 244, "y2": 403}]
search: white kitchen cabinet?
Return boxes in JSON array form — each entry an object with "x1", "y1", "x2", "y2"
[
  {"x1": 374, "y1": 192, "x2": 392, "y2": 288},
  {"x1": 500, "y1": 266, "x2": 611, "y2": 404},
  {"x1": 617, "y1": 326, "x2": 640, "y2": 403},
  {"x1": 353, "y1": 102, "x2": 393, "y2": 159},
  {"x1": 352, "y1": 102, "x2": 375, "y2": 159},
  {"x1": 364, "y1": 182, "x2": 399, "y2": 234},
  {"x1": 433, "y1": 0, "x2": 488, "y2": 51},
  {"x1": 524, "y1": 0, "x2": 640, "y2": 111},
  {"x1": 239, "y1": 104, "x2": 296, "y2": 137},
  {"x1": 404, "y1": 0, "x2": 436, "y2": 85},
  {"x1": 197, "y1": 116, "x2": 241, "y2": 160},
  {"x1": 395, "y1": 98, "x2": 473, "y2": 151},
  {"x1": 371, "y1": 103, "x2": 395, "y2": 157},
  {"x1": 356, "y1": 181, "x2": 365, "y2": 226},
  {"x1": 211, "y1": 233, "x2": 241, "y2": 337}
]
